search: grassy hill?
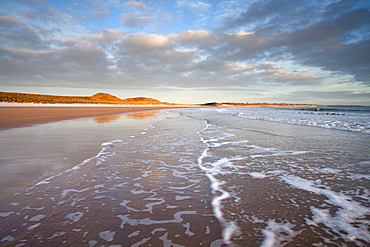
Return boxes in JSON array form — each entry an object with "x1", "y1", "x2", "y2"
[
  {"x1": 0, "y1": 91, "x2": 321, "y2": 107},
  {"x1": 0, "y1": 92, "x2": 172, "y2": 105}
]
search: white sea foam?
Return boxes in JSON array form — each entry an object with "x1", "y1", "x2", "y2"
[
  {"x1": 175, "y1": 196, "x2": 191, "y2": 200},
  {"x1": 27, "y1": 223, "x2": 41, "y2": 230},
  {"x1": 349, "y1": 173, "x2": 370, "y2": 180},
  {"x1": 61, "y1": 188, "x2": 90, "y2": 198},
  {"x1": 34, "y1": 177, "x2": 55, "y2": 185},
  {"x1": 118, "y1": 211, "x2": 197, "y2": 229},
  {"x1": 66, "y1": 212, "x2": 84, "y2": 222},
  {"x1": 24, "y1": 206, "x2": 45, "y2": 211},
  {"x1": 183, "y1": 222, "x2": 195, "y2": 236},
  {"x1": 260, "y1": 220, "x2": 300, "y2": 247},
  {"x1": 29, "y1": 214, "x2": 46, "y2": 221},
  {"x1": 143, "y1": 197, "x2": 165, "y2": 214},
  {"x1": 99, "y1": 230, "x2": 116, "y2": 242},
  {"x1": 88, "y1": 240, "x2": 98, "y2": 247},
  {"x1": 249, "y1": 172, "x2": 267, "y2": 178},
  {"x1": 0, "y1": 212, "x2": 14, "y2": 217},
  {"x1": 1, "y1": 236, "x2": 15, "y2": 242},
  {"x1": 197, "y1": 118, "x2": 310, "y2": 244},
  {"x1": 216, "y1": 106, "x2": 370, "y2": 134},
  {"x1": 236, "y1": 107, "x2": 370, "y2": 134},
  {"x1": 119, "y1": 199, "x2": 140, "y2": 212},
  {"x1": 151, "y1": 228, "x2": 167, "y2": 234},
  {"x1": 319, "y1": 167, "x2": 343, "y2": 174},
  {"x1": 310, "y1": 207, "x2": 370, "y2": 243},
  {"x1": 158, "y1": 232, "x2": 183, "y2": 247},
  {"x1": 131, "y1": 237, "x2": 151, "y2": 247},
  {"x1": 128, "y1": 230, "x2": 140, "y2": 238},
  {"x1": 281, "y1": 175, "x2": 370, "y2": 243},
  {"x1": 130, "y1": 189, "x2": 148, "y2": 194},
  {"x1": 197, "y1": 122, "x2": 241, "y2": 244},
  {"x1": 24, "y1": 139, "x2": 123, "y2": 196},
  {"x1": 47, "y1": 232, "x2": 66, "y2": 239},
  {"x1": 2, "y1": 107, "x2": 367, "y2": 246}
]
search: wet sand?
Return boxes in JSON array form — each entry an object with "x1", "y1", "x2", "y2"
[
  {"x1": 0, "y1": 106, "x2": 181, "y2": 130},
  {"x1": 0, "y1": 109, "x2": 224, "y2": 246},
  {"x1": 1, "y1": 107, "x2": 369, "y2": 246},
  {"x1": 0, "y1": 109, "x2": 170, "y2": 199}
]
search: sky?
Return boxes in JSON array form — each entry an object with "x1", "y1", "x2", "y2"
[{"x1": 0, "y1": 0, "x2": 369, "y2": 104}]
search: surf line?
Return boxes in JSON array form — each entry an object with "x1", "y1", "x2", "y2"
[{"x1": 196, "y1": 120, "x2": 241, "y2": 244}]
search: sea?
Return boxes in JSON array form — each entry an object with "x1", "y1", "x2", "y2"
[{"x1": 0, "y1": 106, "x2": 369, "y2": 246}]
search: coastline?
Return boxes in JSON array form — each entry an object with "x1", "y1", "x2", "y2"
[
  {"x1": 0, "y1": 108, "x2": 171, "y2": 199},
  {"x1": 0, "y1": 105, "x2": 187, "y2": 130},
  {"x1": 1, "y1": 103, "x2": 364, "y2": 131},
  {"x1": 0, "y1": 107, "x2": 368, "y2": 245}
]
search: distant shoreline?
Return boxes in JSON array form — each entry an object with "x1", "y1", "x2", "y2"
[
  {"x1": 0, "y1": 106, "x2": 189, "y2": 131},
  {"x1": 0, "y1": 102, "x2": 190, "y2": 107},
  {"x1": 1, "y1": 103, "x2": 365, "y2": 131},
  {"x1": 0, "y1": 91, "x2": 365, "y2": 131},
  {"x1": 0, "y1": 102, "x2": 363, "y2": 107},
  {"x1": 0, "y1": 91, "x2": 364, "y2": 107}
]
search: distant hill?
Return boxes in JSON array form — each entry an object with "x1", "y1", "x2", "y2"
[
  {"x1": 90, "y1": 93, "x2": 124, "y2": 102},
  {"x1": 0, "y1": 91, "x2": 323, "y2": 107},
  {"x1": 122, "y1": 97, "x2": 164, "y2": 105},
  {"x1": 0, "y1": 92, "x2": 172, "y2": 105}
]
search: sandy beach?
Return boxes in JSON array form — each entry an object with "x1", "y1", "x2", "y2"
[
  {"x1": 0, "y1": 107, "x2": 225, "y2": 246},
  {"x1": 0, "y1": 105, "x2": 182, "y2": 130},
  {"x1": 0, "y1": 107, "x2": 176, "y2": 199},
  {"x1": 0, "y1": 106, "x2": 369, "y2": 246}
]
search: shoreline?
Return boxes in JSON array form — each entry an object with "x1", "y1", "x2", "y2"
[
  {"x1": 1, "y1": 103, "x2": 365, "y2": 131},
  {"x1": 0, "y1": 105, "x2": 188, "y2": 131},
  {"x1": 0, "y1": 109, "x2": 170, "y2": 199}
]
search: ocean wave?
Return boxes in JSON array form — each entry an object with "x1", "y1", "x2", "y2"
[{"x1": 214, "y1": 107, "x2": 370, "y2": 134}]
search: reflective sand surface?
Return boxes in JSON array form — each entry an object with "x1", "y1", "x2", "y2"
[
  {"x1": 0, "y1": 111, "x2": 164, "y2": 198},
  {"x1": 1, "y1": 108, "x2": 369, "y2": 246}
]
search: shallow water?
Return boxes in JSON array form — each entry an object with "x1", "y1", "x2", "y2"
[
  {"x1": 0, "y1": 111, "x2": 163, "y2": 198},
  {"x1": 0, "y1": 107, "x2": 369, "y2": 246},
  {"x1": 191, "y1": 108, "x2": 370, "y2": 246}
]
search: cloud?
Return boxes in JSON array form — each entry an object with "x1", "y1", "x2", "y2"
[
  {"x1": 0, "y1": 0, "x2": 368, "y2": 101},
  {"x1": 195, "y1": 57, "x2": 250, "y2": 75},
  {"x1": 124, "y1": 0, "x2": 152, "y2": 12},
  {"x1": 170, "y1": 30, "x2": 222, "y2": 48},
  {"x1": 282, "y1": 90, "x2": 370, "y2": 102},
  {"x1": 244, "y1": 62, "x2": 323, "y2": 85},
  {"x1": 0, "y1": 26, "x2": 326, "y2": 91},
  {"x1": 0, "y1": 16, "x2": 49, "y2": 50},
  {"x1": 0, "y1": 37, "x2": 115, "y2": 87},
  {"x1": 176, "y1": 0, "x2": 211, "y2": 12},
  {"x1": 82, "y1": 29, "x2": 123, "y2": 49},
  {"x1": 64, "y1": 1, "x2": 116, "y2": 20},
  {"x1": 116, "y1": 33, "x2": 172, "y2": 55},
  {"x1": 213, "y1": 1, "x2": 246, "y2": 22},
  {"x1": 218, "y1": 0, "x2": 370, "y2": 85},
  {"x1": 159, "y1": 10, "x2": 172, "y2": 22},
  {"x1": 170, "y1": 30, "x2": 279, "y2": 63},
  {"x1": 121, "y1": 0, "x2": 156, "y2": 28},
  {"x1": 61, "y1": 37, "x2": 84, "y2": 47},
  {"x1": 121, "y1": 15, "x2": 155, "y2": 28},
  {"x1": 91, "y1": 7, "x2": 111, "y2": 16},
  {"x1": 220, "y1": 0, "x2": 329, "y2": 33},
  {"x1": 23, "y1": 7, "x2": 89, "y2": 38},
  {"x1": 283, "y1": 5, "x2": 370, "y2": 84},
  {"x1": 13, "y1": 0, "x2": 46, "y2": 5}
]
